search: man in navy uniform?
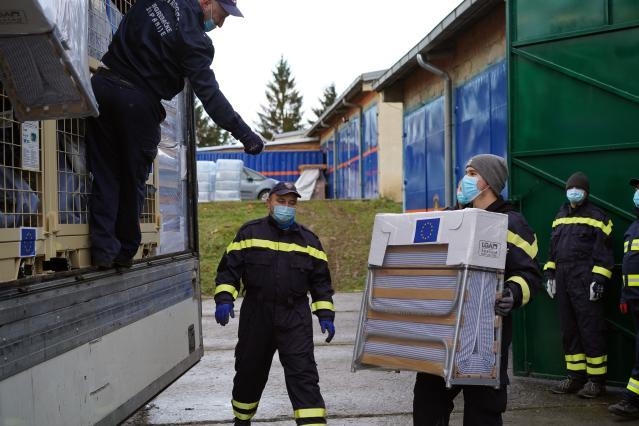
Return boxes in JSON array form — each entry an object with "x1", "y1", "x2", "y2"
[
  {"x1": 86, "y1": 0, "x2": 264, "y2": 268},
  {"x1": 214, "y1": 182, "x2": 335, "y2": 426},
  {"x1": 545, "y1": 172, "x2": 614, "y2": 398},
  {"x1": 609, "y1": 177, "x2": 639, "y2": 418}
]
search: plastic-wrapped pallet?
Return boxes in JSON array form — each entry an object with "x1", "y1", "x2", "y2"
[
  {"x1": 0, "y1": 0, "x2": 98, "y2": 120},
  {"x1": 352, "y1": 209, "x2": 508, "y2": 388},
  {"x1": 213, "y1": 159, "x2": 242, "y2": 201}
]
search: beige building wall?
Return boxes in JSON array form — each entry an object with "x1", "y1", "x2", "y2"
[
  {"x1": 403, "y1": 5, "x2": 506, "y2": 110},
  {"x1": 377, "y1": 101, "x2": 404, "y2": 202}
]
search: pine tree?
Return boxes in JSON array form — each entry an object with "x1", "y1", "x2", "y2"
[
  {"x1": 257, "y1": 56, "x2": 304, "y2": 140},
  {"x1": 195, "y1": 102, "x2": 230, "y2": 147},
  {"x1": 308, "y1": 83, "x2": 337, "y2": 125}
]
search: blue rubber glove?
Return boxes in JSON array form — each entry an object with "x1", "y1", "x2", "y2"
[
  {"x1": 215, "y1": 303, "x2": 235, "y2": 326},
  {"x1": 319, "y1": 318, "x2": 335, "y2": 343}
]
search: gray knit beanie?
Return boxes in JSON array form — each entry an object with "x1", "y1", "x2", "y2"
[{"x1": 465, "y1": 154, "x2": 508, "y2": 194}]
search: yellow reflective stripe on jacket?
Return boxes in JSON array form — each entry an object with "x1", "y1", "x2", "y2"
[
  {"x1": 591, "y1": 265, "x2": 612, "y2": 279},
  {"x1": 628, "y1": 378, "x2": 639, "y2": 396},
  {"x1": 544, "y1": 261, "x2": 556, "y2": 271},
  {"x1": 215, "y1": 284, "x2": 238, "y2": 299},
  {"x1": 627, "y1": 274, "x2": 639, "y2": 287},
  {"x1": 226, "y1": 238, "x2": 328, "y2": 262},
  {"x1": 312, "y1": 301, "x2": 335, "y2": 312},
  {"x1": 506, "y1": 275, "x2": 530, "y2": 306},
  {"x1": 627, "y1": 239, "x2": 639, "y2": 252},
  {"x1": 551, "y1": 217, "x2": 613, "y2": 236},
  {"x1": 507, "y1": 231, "x2": 538, "y2": 260},
  {"x1": 294, "y1": 408, "x2": 327, "y2": 419}
]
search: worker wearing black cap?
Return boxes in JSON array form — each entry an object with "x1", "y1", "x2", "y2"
[
  {"x1": 213, "y1": 181, "x2": 335, "y2": 425},
  {"x1": 545, "y1": 171, "x2": 614, "y2": 398},
  {"x1": 413, "y1": 154, "x2": 543, "y2": 425},
  {"x1": 87, "y1": 0, "x2": 264, "y2": 269},
  {"x1": 609, "y1": 178, "x2": 639, "y2": 418}
]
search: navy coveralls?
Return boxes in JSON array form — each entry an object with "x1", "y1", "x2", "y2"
[
  {"x1": 86, "y1": 0, "x2": 254, "y2": 264},
  {"x1": 621, "y1": 209, "x2": 639, "y2": 402},
  {"x1": 413, "y1": 198, "x2": 542, "y2": 426},
  {"x1": 544, "y1": 200, "x2": 614, "y2": 383},
  {"x1": 214, "y1": 216, "x2": 335, "y2": 425}
]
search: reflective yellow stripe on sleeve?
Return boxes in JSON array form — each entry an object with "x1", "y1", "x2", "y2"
[
  {"x1": 629, "y1": 239, "x2": 639, "y2": 252},
  {"x1": 507, "y1": 231, "x2": 538, "y2": 260},
  {"x1": 551, "y1": 217, "x2": 613, "y2": 235},
  {"x1": 311, "y1": 301, "x2": 335, "y2": 312},
  {"x1": 214, "y1": 284, "x2": 238, "y2": 300},
  {"x1": 226, "y1": 238, "x2": 328, "y2": 262},
  {"x1": 506, "y1": 275, "x2": 530, "y2": 306},
  {"x1": 592, "y1": 265, "x2": 613, "y2": 279},
  {"x1": 544, "y1": 261, "x2": 556, "y2": 271}
]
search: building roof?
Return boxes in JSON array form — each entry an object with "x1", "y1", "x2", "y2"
[
  {"x1": 307, "y1": 70, "x2": 385, "y2": 136},
  {"x1": 196, "y1": 130, "x2": 319, "y2": 152},
  {"x1": 374, "y1": 0, "x2": 501, "y2": 91}
]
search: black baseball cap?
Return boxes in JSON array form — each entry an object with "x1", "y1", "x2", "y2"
[{"x1": 269, "y1": 181, "x2": 301, "y2": 197}]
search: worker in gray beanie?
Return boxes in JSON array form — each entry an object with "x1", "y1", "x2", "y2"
[
  {"x1": 465, "y1": 154, "x2": 508, "y2": 195},
  {"x1": 417, "y1": 153, "x2": 542, "y2": 425}
]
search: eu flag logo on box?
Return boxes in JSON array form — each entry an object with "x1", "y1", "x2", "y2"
[{"x1": 413, "y1": 218, "x2": 440, "y2": 243}]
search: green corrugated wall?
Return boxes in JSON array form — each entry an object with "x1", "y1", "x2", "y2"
[{"x1": 508, "y1": 0, "x2": 639, "y2": 384}]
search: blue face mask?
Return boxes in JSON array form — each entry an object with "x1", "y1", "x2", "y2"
[
  {"x1": 566, "y1": 188, "x2": 586, "y2": 204},
  {"x1": 272, "y1": 205, "x2": 296, "y2": 229},
  {"x1": 456, "y1": 188, "x2": 471, "y2": 206},
  {"x1": 633, "y1": 189, "x2": 639, "y2": 207},
  {"x1": 204, "y1": 18, "x2": 216, "y2": 32},
  {"x1": 460, "y1": 175, "x2": 481, "y2": 203}
]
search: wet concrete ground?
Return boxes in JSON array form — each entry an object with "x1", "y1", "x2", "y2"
[{"x1": 124, "y1": 292, "x2": 635, "y2": 425}]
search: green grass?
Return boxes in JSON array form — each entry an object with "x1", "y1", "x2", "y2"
[{"x1": 198, "y1": 198, "x2": 403, "y2": 296}]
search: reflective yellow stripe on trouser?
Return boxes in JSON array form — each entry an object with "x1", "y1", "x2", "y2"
[
  {"x1": 294, "y1": 407, "x2": 327, "y2": 425},
  {"x1": 565, "y1": 353, "x2": 586, "y2": 372},
  {"x1": 628, "y1": 378, "x2": 639, "y2": 396},
  {"x1": 586, "y1": 355, "x2": 607, "y2": 376},
  {"x1": 232, "y1": 399, "x2": 259, "y2": 421}
]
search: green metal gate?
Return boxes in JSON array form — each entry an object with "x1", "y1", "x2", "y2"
[{"x1": 508, "y1": 0, "x2": 639, "y2": 384}]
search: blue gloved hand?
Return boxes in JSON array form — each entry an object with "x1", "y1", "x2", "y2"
[
  {"x1": 215, "y1": 303, "x2": 235, "y2": 326},
  {"x1": 240, "y1": 131, "x2": 265, "y2": 155},
  {"x1": 319, "y1": 318, "x2": 335, "y2": 343}
]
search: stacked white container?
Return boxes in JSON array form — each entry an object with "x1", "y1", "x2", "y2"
[
  {"x1": 196, "y1": 160, "x2": 216, "y2": 202},
  {"x1": 214, "y1": 159, "x2": 243, "y2": 201}
]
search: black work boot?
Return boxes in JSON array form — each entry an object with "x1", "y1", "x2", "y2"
[
  {"x1": 550, "y1": 377, "x2": 586, "y2": 394},
  {"x1": 609, "y1": 398, "x2": 639, "y2": 418},
  {"x1": 234, "y1": 418, "x2": 250, "y2": 426},
  {"x1": 577, "y1": 380, "x2": 606, "y2": 398}
]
